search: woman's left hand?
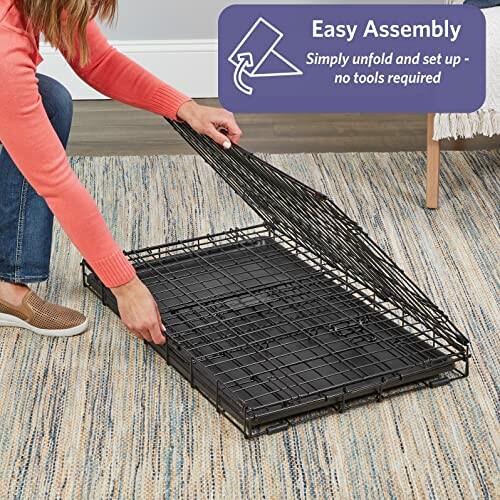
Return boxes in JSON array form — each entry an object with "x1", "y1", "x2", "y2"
[{"x1": 176, "y1": 101, "x2": 243, "y2": 149}]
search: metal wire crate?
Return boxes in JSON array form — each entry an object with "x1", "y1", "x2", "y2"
[{"x1": 82, "y1": 120, "x2": 470, "y2": 437}]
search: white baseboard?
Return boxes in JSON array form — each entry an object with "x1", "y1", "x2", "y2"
[{"x1": 38, "y1": 39, "x2": 218, "y2": 100}]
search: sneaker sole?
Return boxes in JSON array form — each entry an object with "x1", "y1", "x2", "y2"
[{"x1": 0, "y1": 313, "x2": 88, "y2": 337}]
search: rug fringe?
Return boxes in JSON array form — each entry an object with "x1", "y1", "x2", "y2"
[{"x1": 433, "y1": 109, "x2": 500, "y2": 140}]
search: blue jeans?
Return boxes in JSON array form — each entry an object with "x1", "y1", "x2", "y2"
[{"x1": 0, "y1": 74, "x2": 73, "y2": 284}]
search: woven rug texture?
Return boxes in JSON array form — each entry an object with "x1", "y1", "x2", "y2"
[{"x1": 0, "y1": 149, "x2": 498, "y2": 499}]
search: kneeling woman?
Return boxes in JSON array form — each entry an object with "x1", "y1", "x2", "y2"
[{"x1": 0, "y1": 0, "x2": 242, "y2": 344}]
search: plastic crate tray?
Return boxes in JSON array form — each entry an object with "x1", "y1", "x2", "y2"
[{"x1": 83, "y1": 226, "x2": 467, "y2": 437}]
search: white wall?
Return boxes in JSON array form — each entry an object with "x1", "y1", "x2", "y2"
[
  {"x1": 101, "y1": 0, "x2": 444, "y2": 40},
  {"x1": 39, "y1": 0, "x2": 446, "y2": 99}
]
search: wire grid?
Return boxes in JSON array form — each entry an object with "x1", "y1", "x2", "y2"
[
  {"x1": 121, "y1": 224, "x2": 465, "y2": 422},
  {"x1": 82, "y1": 121, "x2": 470, "y2": 434},
  {"x1": 166, "y1": 119, "x2": 468, "y2": 353}
]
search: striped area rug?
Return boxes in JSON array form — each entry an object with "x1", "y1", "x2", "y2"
[{"x1": 0, "y1": 150, "x2": 498, "y2": 499}]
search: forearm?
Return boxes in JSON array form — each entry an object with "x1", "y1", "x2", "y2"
[{"x1": 0, "y1": 43, "x2": 136, "y2": 287}]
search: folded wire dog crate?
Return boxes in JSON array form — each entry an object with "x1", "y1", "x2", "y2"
[{"x1": 82, "y1": 120, "x2": 470, "y2": 437}]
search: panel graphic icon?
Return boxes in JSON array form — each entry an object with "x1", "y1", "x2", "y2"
[{"x1": 228, "y1": 17, "x2": 303, "y2": 95}]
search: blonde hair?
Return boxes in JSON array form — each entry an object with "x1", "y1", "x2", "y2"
[{"x1": 16, "y1": 0, "x2": 117, "y2": 65}]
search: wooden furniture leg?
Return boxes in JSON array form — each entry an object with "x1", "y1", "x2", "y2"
[{"x1": 426, "y1": 113, "x2": 441, "y2": 209}]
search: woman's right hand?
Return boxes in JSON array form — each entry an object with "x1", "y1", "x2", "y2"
[{"x1": 111, "y1": 276, "x2": 166, "y2": 345}]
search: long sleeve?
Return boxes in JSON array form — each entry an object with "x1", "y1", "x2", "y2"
[
  {"x1": 0, "y1": 30, "x2": 136, "y2": 287},
  {"x1": 62, "y1": 19, "x2": 192, "y2": 119}
]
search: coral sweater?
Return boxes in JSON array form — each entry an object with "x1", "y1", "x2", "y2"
[{"x1": 0, "y1": 1, "x2": 191, "y2": 287}]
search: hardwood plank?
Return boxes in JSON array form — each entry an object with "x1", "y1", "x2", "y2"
[{"x1": 65, "y1": 99, "x2": 500, "y2": 156}]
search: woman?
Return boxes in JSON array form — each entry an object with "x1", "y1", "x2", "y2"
[{"x1": 0, "y1": 0, "x2": 242, "y2": 344}]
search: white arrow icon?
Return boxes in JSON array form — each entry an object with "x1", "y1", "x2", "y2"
[
  {"x1": 228, "y1": 18, "x2": 303, "y2": 95},
  {"x1": 234, "y1": 53, "x2": 254, "y2": 95}
]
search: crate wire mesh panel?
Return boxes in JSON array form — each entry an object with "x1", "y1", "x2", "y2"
[{"x1": 82, "y1": 119, "x2": 470, "y2": 437}]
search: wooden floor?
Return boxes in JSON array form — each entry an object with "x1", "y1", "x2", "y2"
[{"x1": 68, "y1": 99, "x2": 500, "y2": 156}]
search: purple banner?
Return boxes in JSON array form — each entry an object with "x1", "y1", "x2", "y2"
[{"x1": 218, "y1": 5, "x2": 486, "y2": 113}]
